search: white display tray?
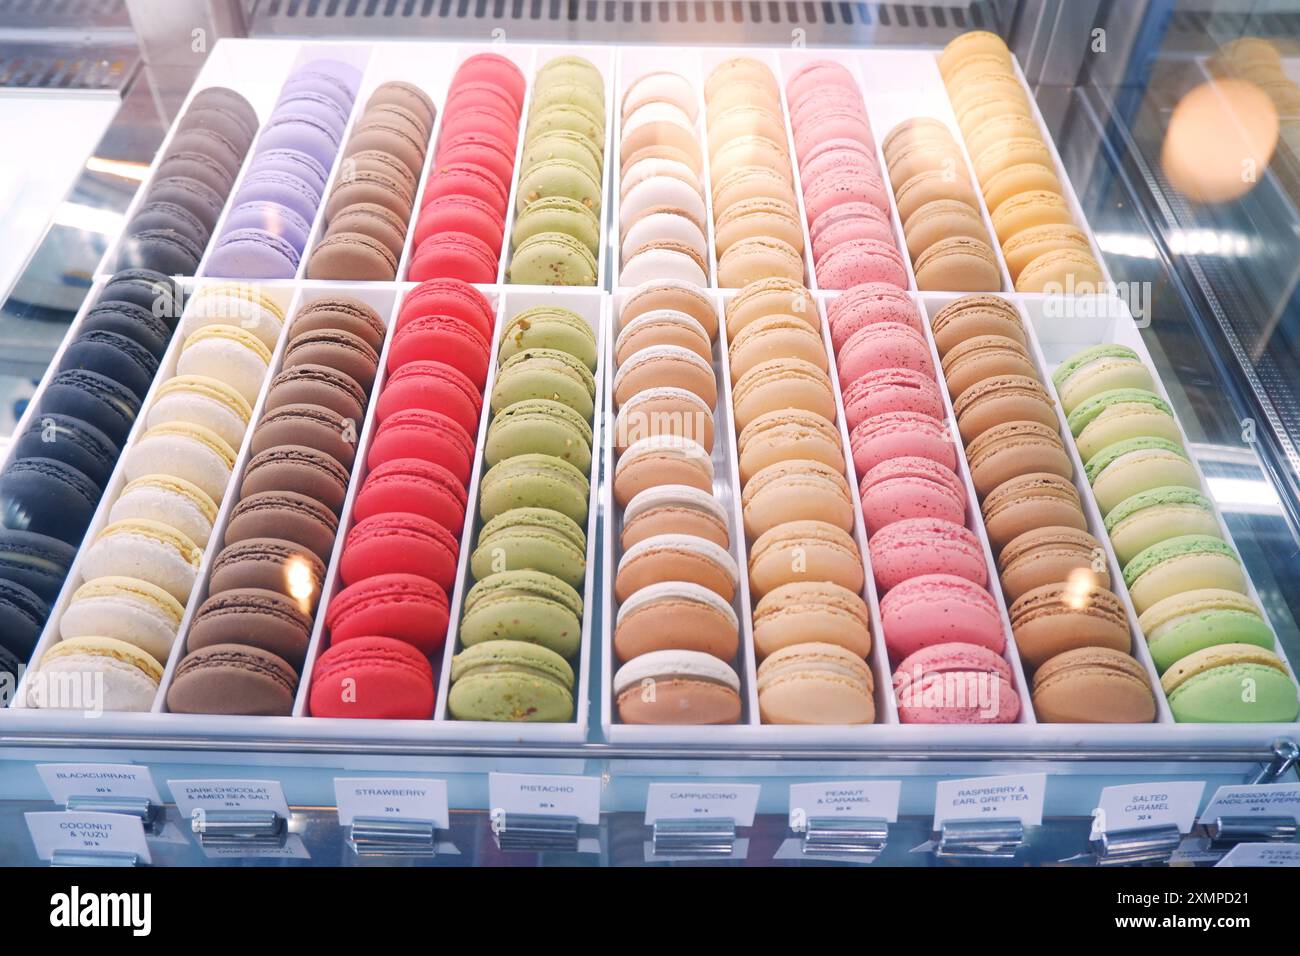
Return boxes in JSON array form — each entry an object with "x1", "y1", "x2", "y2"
[{"x1": 0, "y1": 38, "x2": 1295, "y2": 755}]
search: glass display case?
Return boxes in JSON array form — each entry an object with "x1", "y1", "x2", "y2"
[{"x1": 1, "y1": 0, "x2": 1299, "y2": 869}]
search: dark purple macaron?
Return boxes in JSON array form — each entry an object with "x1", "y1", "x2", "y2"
[
  {"x1": 0, "y1": 578, "x2": 48, "y2": 659},
  {"x1": 59, "y1": 329, "x2": 160, "y2": 399},
  {"x1": 0, "y1": 529, "x2": 77, "y2": 603},
  {"x1": 177, "y1": 105, "x2": 256, "y2": 154},
  {"x1": 155, "y1": 150, "x2": 235, "y2": 196},
  {"x1": 117, "y1": 228, "x2": 204, "y2": 277},
  {"x1": 188, "y1": 86, "x2": 258, "y2": 139},
  {"x1": 0, "y1": 457, "x2": 101, "y2": 545},
  {"x1": 128, "y1": 200, "x2": 210, "y2": 249},
  {"x1": 12, "y1": 414, "x2": 119, "y2": 488},
  {"x1": 146, "y1": 176, "x2": 226, "y2": 232},
  {"x1": 78, "y1": 302, "x2": 171, "y2": 359},
  {"x1": 163, "y1": 127, "x2": 244, "y2": 177},
  {"x1": 97, "y1": 269, "x2": 180, "y2": 328},
  {"x1": 40, "y1": 369, "x2": 141, "y2": 445}
]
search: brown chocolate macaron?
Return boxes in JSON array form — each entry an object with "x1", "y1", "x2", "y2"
[
  {"x1": 324, "y1": 168, "x2": 414, "y2": 221},
  {"x1": 366, "y1": 80, "x2": 437, "y2": 132},
  {"x1": 264, "y1": 364, "x2": 367, "y2": 421},
  {"x1": 251, "y1": 403, "x2": 358, "y2": 468},
  {"x1": 282, "y1": 329, "x2": 379, "y2": 391},
  {"x1": 167, "y1": 643, "x2": 298, "y2": 716},
  {"x1": 288, "y1": 296, "x2": 386, "y2": 350},
  {"x1": 224, "y1": 489, "x2": 339, "y2": 561},
  {"x1": 208, "y1": 537, "x2": 325, "y2": 607},
  {"x1": 240, "y1": 444, "x2": 351, "y2": 513},
  {"x1": 187, "y1": 588, "x2": 313, "y2": 671},
  {"x1": 306, "y1": 232, "x2": 400, "y2": 283},
  {"x1": 326, "y1": 203, "x2": 408, "y2": 259}
]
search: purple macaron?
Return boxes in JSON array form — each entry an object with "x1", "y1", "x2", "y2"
[
  {"x1": 206, "y1": 228, "x2": 301, "y2": 279},
  {"x1": 255, "y1": 113, "x2": 341, "y2": 168},
  {"x1": 234, "y1": 170, "x2": 322, "y2": 223},
  {"x1": 223, "y1": 201, "x2": 312, "y2": 252},
  {"x1": 248, "y1": 148, "x2": 328, "y2": 194}
]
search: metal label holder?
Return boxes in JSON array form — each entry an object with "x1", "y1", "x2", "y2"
[
  {"x1": 65, "y1": 794, "x2": 161, "y2": 832},
  {"x1": 651, "y1": 817, "x2": 737, "y2": 857},
  {"x1": 349, "y1": 817, "x2": 438, "y2": 857},
  {"x1": 1207, "y1": 815, "x2": 1298, "y2": 847},
  {"x1": 1091, "y1": 824, "x2": 1183, "y2": 866},
  {"x1": 192, "y1": 809, "x2": 286, "y2": 848},
  {"x1": 802, "y1": 817, "x2": 889, "y2": 856},
  {"x1": 935, "y1": 819, "x2": 1025, "y2": 860},
  {"x1": 50, "y1": 849, "x2": 140, "y2": 867},
  {"x1": 494, "y1": 813, "x2": 580, "y2": 853},
  {"x1": 1247, "y1": 739, "x2": 1299, "y2": 784}
]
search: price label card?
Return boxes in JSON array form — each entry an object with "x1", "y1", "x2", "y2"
[
  {"x1": 934, "y1": 772, "x2": 1047, "y2": 828},
  {"x1": 1216, "y1": 842, "x2": 1300, "y2": 867},
  {"x1": 1199, "y1": 784, "x2": 1300, "y2": 825},
  {"x1": 38, "y1": 763, "x2": 161, "y2": 805},
  {"x1": 1092, "y1": 781, "x2": 1204, "y2": 836},
  {"x1": 644, "y1": 783, "x2": 760, "y2": 825},
  {"x1": 26, "y1": 811, "x2": 152, "y2": 864},
  {"x1": 200, "y1": 834, "x2": 311, "y2": 861},
  {"x1": 334, "y1": 777, "x2": 448, "y2": 828},
  {"x1": 488, "y1": 772, "x2": 599, "y2": 824},
  {"x1": 168, "y1": 779, "x2": 290, "y2": 820},
  {"x1": 789, "y1": 781, "x2": 901, "y2": 826}
]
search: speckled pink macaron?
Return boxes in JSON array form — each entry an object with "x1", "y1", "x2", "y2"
[
  {"x1": 794, "y1": 107, "x2": 875, "y2": 163},
  {"x1": 850, "y1": 410, "x2": 958, "y2": 475},
  {"x1": 858, "y1": 455, "x2": 966, "y2": 534},
  {"x1": 799, "y1": 137, "x2": 875, "y2": 178},
  {"x1": 816, "y1": 238, "x2": 908, "y2": 291},
  {"x1": 828, "y1": 282, "x2": 924, "y2": 351},
  {"x1": 868, "y1": 516, "x2": 988, "y2": 591},
  {"x1": 893, "y1": 641, "x2": 1020, "y2": 724},
  {"x1": 836, "y1": 321, "x2": 934, "y2": 387},
  {"x1": 810, "y1": 202, "x2": 895, "y2": 264},
  {"x1": 802, "y1": 170, "x2": 890, "y2": 223},
  {"x1": 842, "y1": 367, "x2": 945, "y2": 429},
  {"x1": 882, "y1": 576, "x2": 1005, "y2": 660}
]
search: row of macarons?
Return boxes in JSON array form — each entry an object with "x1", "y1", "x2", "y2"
[
  {"x1": 1050, "y1": 343, "x2": 1300, "y2": 723},
  {"x1": 23, "y1": 285, "x2": 297, "y2": 711},
  {"x1": 117, "y1": 88, "x2": 257, "y2": 276},
  {"x1": 0, "y1": 270, "x2": 185, "y2": 679},
  {"x1": 927, "y1": 294, "x2": 1159, "y2": 724},
  {"x1": 937, "y1": 31, "x2": 1104, "y2": 292}
]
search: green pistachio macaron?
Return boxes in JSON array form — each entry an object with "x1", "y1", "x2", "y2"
[
  {"x1": 448, "y1": 638, "x2": 575, "y2": 722},
  {"x1": 1160, "y1": 643, "x2": 1299, "y2": 723},
  {"x1": 1139, "y1": 588, "x2": 1275, "y2": 673},
  {"x1": 459, "y1": 569, "x2": 583, "y2": 657},
  {"x1": 479, "y1": 453, "x2": 590, "y2": 524},
  {"x1": 516, "y1": 158, "x2": 602, "y2": 215},
  {"x1": 471, "y1": 506, "x2": 587, "y2": 587},
  {"x1": 534, "y1": 55, "x2": 605, "y2": 96},
  {"x1": 490, "y1": 346, "x2": 597, "y2": 417},
  {"x1": 1051, "y1": 344, "x2": 1154, "y2": 414},
  {"x1": 529, "y1": 82, "x2": 606, "y2": 123},
  {"x1": 1103, "y1": 485, "x2": 1220, "y2": 565},
  {"x1": 525, "y1": 104, "x2": 604, "y2": 149},
  {"x1": 498, "y1": 306, "x2": 598, "y2": 369},
  {"x1": 512, "y1": 196, "x2": 602, "y2": 256},
  {"x1": 508, "y1": 231, "x2": 599, "y2": 287},
  {"x1": 1085, "y1": 436, "x2": 1200, "y2": 515},
  {"x1": 486, "y1": 398, "x2": 593, "y2": 471},
  {"x1": 1123, "y1": 533, "x2": 1246, "y2": 614},
  {"x1": 1068, "y1": 387, "x2": 1180, "y2": 461},
  {"x1": 520, "y1": 131, "x2": 604, "y2": 182}
]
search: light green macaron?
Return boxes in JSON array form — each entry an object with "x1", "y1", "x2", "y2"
[
  {"x1": 1051, "y1": 344, "x2": 1154, "y2": 414},
  {"x1": 535, "y1": 55, "x2": 605, "y2": 94},
  {"x1": 529, "y1": 82, "x2": 606, "y2": 124},
  {"x1": 459, "y1": 569, "x2": 583, "y2": 657},
  {"x1": 1139, "y1": 588, "x2": 1275, "y2": 673},
  {"x1": 525, "y1": 104, "x2": 604, "y2": 149},
  {"x1": 516, "y1": 158, "x2": 602, "y2": 215},
  {"x1": 490, "y1": 346, "x2": 596, "y2": 417},
  {"x1": 1123, "y1": 534, "x2": 1246, "y2": 614},
  {"x1": 1160, "y1": 642, "x2": 1299, "y2": 723},
  {"x1": 1103, "y1": 485, "x2": 1220, "y2": 565},
  {"x1": 479, "y1": 453, "x2": 590, "y2": 524},
  {"x1": 512, "y1": 196, "x2": 602, "y2": 256},
  {"x1": 1085, "y1": 436, "x2": 1200, "y2": 515},
  {"x1": 471, "y1": 506, "x2": 588, "y2": 587},
  {"x1": 486, "y1": 398, "x2": 593, "y2": 471},
  {"x1": 508, "y1": 231, "x2": 599, "y2": 287},
  {"x1": 448, "y1": 638, "x2": 575, "y2": 722},
  {"x1": 1068, "y1": 387, "x2": 1181, "y2": 461},
  {"x1": 520, "y1": 130, "x2": 604, "y2": 182},
  {"x1": 498, "y1": 306, "x2": 598, "y2": 369}
]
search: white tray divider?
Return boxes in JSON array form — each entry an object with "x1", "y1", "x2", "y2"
[
  {"x1": 97, "y1": 37, "x2": 304, "y2": 282},
  {"x1": 1007, "y1": 296, "x2": 1174, "y2": 724},
  {"x1": 812, "y1": 292, "x2": 898, "y2": 725},
  {"x1": 914, "y1": 294, "x2": 1038, "y2": 723},
  {"x1": 766, "y1": 53, "x2": 818, "y2": 293}
]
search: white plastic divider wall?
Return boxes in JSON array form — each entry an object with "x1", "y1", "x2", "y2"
[
  {"x1": 498, "y1": 45, "x2": 616, "y2": 291},
  {"x1": 13, "y1": 279, "x2": 305, "y2": 713},
  {"x1": 1026, "y1": 295, "x2": 1300, "y2": 701},
  {"x1": 93, "y1": 37, "x2": 303, "y2": 282},
  {"x1": 428, "y1": 288, "x2": 603, "y2": 741}
]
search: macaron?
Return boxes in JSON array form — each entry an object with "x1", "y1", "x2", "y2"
[
  {"x1": 354, "y1": 458, "x2": 468, "y2": 534},
  {"x1": 613, "y1": 649, "x2": 741, "y2": 725},
  {"x1": 836, "y1": 322, "x2": 933, "y2": 388},
  {"x1": 1085, "y1": 437, "x2": 1200, "y2": 516},
  {"x1": 614, "y1": 580, "x2": 738, "y2": 663},
  {"x1": 757, "y1": 642, "x2": 875, "y2": 725},
  {"x1": 1160, "y1": 643, "x2": 1298, "y2": 723},
  {"x1": 940, "y1": 334, "x2": 1038, "y2": 399},
  {"x1": 167, "y1": 643, "x2": 298, "y2": 716},
  {"x1": 264, "y1": 364, "x2": 367, "y2": 423},
  {"x1": 965, "y1": 420, "x2": 1072, "y2": 498},
  {"x1": 1009, "y1": 581, "x2": 1131, "y2": 669},
  {"x1": 849, "y1": 410, "x2": 957, "y2": 476},
  {"x1": 621, "y1": 484, "x2": 730, "y2": 551},
  {"x1": 490, "y1": 347, "x2": 596, "y2": 419},
  {"x1": 375, "y1": 361, "x2": 483, "y2": 436},
  {"x1": 147, "y1": 375, "x2": 251, "y2": 451},
  {"x1": 1031, "y1": 646, "x2": 1157, "y2": 723},
  {"x1": 225, "y1": 489, "x2": 339, "y2": 562},
  {"x1": 614, "y1": 533, "x2": 738, "y2": 603},
  {"x1": 499, "y1": 306, "x2": 598, "y2": 370},
  {"x1": 81, "y1": 518, "x2": 202, "y2": 603},
  {"x1": 858, "y1": 456, "x2": 966, "y2": 535},
  {"x1": 614, "y1": 310, "x2": 711, "y2": 364},
  {"x1": 1052, "y1": 344, "x2": 1155, "y2": 415},
  {"x1": 981, "y1": 472, "x2": 1087, "y2": 554},
  {"x1": 1068, "y1": 388, "x2": 1181, "y2": 461},
  {"x1": 1123, "y1": 534, "x2": 1246, "y2": 615},
  {"x1": 449, "y1": 639, "x2": 575, "y2": 722},
  {"x1": 613, "y1": 386, "x2": 714, "y2": 453},
  {"x1": 339, "y1": 512, "x2": 460, "y2": 590},
  {"x1": 176, "y1": 324, "x2": 272, "y2": 405},
  {"x1": 882, "y1": 573, "x2": 1004, "y2": 660},
  {"x1": 613, "y1": 436, "x2": 713, "y2": 507},
  {"x1": 124, "y1": 421, "x2": 236, "y2": 504},
  {"x1": 283, "y1": 328, "x2": 379, "y2": 391},
  {"x1": 460, "y1": 570, "x2": 583, "y2": 658},
  {"x1": 827, "y1": 283, "x2": 923, "y2": 351},
  {"x1": 387, "y1": 314, "x2": 491, "y2": 387},
  {"x1": 613, "y1": 345, "x2": 716, "y2": 409},
  {"x1": 892, "y1": 642, "x2": 1020, "y2": 724},
  {"x1": 470, "y1": 507, "x2": 587, "y2": 588},
  {"x1": 188, "y1": 587, "x2": 313, "y2": 671},
  {"x1": 731, "y1": 358, "x2": 837, "y2": 432},
  {"x1": 11, "y1": 413, "x2": 118, "y2": 489},
  {"x1": 325, "y1": 573, "x2": 450, "y2": 661},
  {"x1": 1139, "y1": 589, "x2": 1275, "y2": 673},
  {"x1": 485, "y1": 398, "x2": 593, "y2": 472},
  {"x1": 751, "y1": 581, "x2": 871, "y2": 660},
  {"x1": 31, "y1": 636, "x2": 162, "y2": 713},
  {"x1": 743, "y1": 459, "x2": 855, "y2": 538},
  {"x1": 207, "y1": 537, "x2": 325, "y2": 608},
  {"x1": 953, "y1": 374, "x2": 1058, "y2": 443},
  {"x1": 997, "y1": 525, "x2": 1111, "y2": 602},
  {"x1": 40, "y1": 369, "x2": 141, "y2": 447},
  {"x1": 748, "y1": 520, "x2": 863, "y2": 598},
  {"x1": 869, "y1": 516, "x2": 987, "y2": 592},
  {"x1": 841, "y1": 367, "x2": 945, "y2": 432},
  {"x1": 728, "y1": 314, "x2": 829, "y2": 382},
  {"x1": 0, "y1": 530, "x2": 76, "y2": 603},
  {"x1": 0, "y1": 457, "x2": 101, "y2": 546},
  {"x1": 737, "y1": 408, "x2": 844, "y2": 484},
  {"x1": 367, "y1": 408, "x2": 476, "y2": 485},
  {"x1": 929, "y1": 294, "x2": 1025, "y2": 356},
  {"x1": 110, "y1": 474, "x2": 217, "y2": 548},
  {"x1": 479, "y1": 453, "x2": 590, "y2": 525},
  {"x1": 59, "y1": 576, "x2": 182, "y2": 664},
  {"x1": 1104, "y1": 486, "x2": 1220, "y2": 565}
]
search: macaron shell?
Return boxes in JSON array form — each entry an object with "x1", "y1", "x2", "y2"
[{"x1": 1031, "y1": 646, "x2": 1157, "y2": 723}]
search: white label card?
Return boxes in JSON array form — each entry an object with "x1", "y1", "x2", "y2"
[
  {"x1": 789, "y1": 781, "x2": 901, "y2": 826},
  {"x1": 25, "y1": 811, "x2": 152, "y2": 864},
  {"x1": 1216, "y1": 842, "x2": 1300, "y2": 867},
  {"x1": 38, "y1": 763, "x2": 161, "y2": 805},
  {"x1": 334, "y1": 777, "x2": 449, "y2": 828},
  {"x1": 933, "y1": 772, "x2": 1047, "y2": 828},
  {"x1": 488, "y1": 772, "x2": 600, "y2": 824},
  {"x1": 1199, "y1": 784, "x2": 1300, "y2": 825},
  {"x1": 200, "y1": 834, "x2": 310, "y2": 860},
  {"x1": 1092, "y1": 781, "x2": 1205, "y2": 836},
  {"x1": 167, "y1": 779, "x2": 290, "y2": 820},
  {"x1": 644, "y1": 782, "x2": 760, "y2": 825}
]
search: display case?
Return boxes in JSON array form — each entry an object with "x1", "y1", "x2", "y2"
[{"x1": 1, "y1": 0, "x2": 1299, "y2": 868}]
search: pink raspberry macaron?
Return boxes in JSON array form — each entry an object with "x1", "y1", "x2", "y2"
[
  {"x1": 892, "y1": 642, "x2": 1020, "y2": 724},
  {"x1": 802, "y1": 170, "x2": 890, "y2": 223},
  {"x1": 810, "y1": 203, "x2": 895, "y2": 264},
  {"x1": 408, "y1": 231, "x2": 499, "y2": 283},
  {"x1": 799, "y1": 137, "x2": 876, "y2": 178},
  {"x1": 842, "y1": 367, "x2": 945, "y2": 430},
  {"x1": 882, "y1": 575, "x2": 1005, "y2": 660},
  {"x1": 868, "y1": 516, "x2": 988, "y2": 592},
  {"x1": 837, "y1": 321, "x2": 934, "y2": 388},
  {"x1": 786, "y1": 60, "x2": 861, "y2": 112},
  {"x1": 794, "y1": 107, "x2": 875, "y2": 163},
  {"x1": 816, "y1": 238, "x2": 908, "y2": 291},
  {"x1": 850, "y1": 410, "x2": 958, "y2": 475},
  {"x1": 828, "y1": 282, "x2": 924, "y2": 351},
  {"x1": 309, "y1": 635, "x2": 435, "y2": 720},
  {"x1": 858, "y1": 455, "x2": 966, "y2": 535}
]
